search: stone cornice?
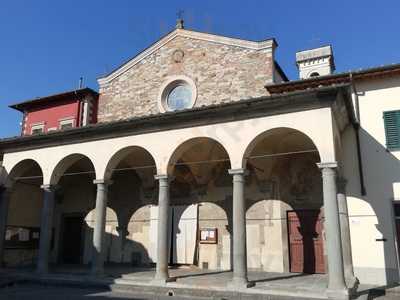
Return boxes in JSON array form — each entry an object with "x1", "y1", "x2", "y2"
[{"x1": 98, "y1": 28, "x2": 276, "y2": 86}]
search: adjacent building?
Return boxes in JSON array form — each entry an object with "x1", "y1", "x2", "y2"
[
  {"x1": 9, "y1": 88, "x2": 98, "y2": 136},
  {"x1": 0, "y1": 20, "x2": 399, "y2": 299}
]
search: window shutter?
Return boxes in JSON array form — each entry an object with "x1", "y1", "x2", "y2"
[{"x1": 383, "y1": 110, "x2": 400, "y2": 150}]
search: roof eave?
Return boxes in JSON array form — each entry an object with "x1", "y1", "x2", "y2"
[
  {"x1": 8, "y1": 88, "x2": 99, "y2": 112},
  {"x1": 0, "y1": 84, "x2": 348, "y2": 153}
]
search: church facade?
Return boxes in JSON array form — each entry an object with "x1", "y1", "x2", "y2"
[{"x1": 1, "y1": 21, "x2": 400, "y2": 299}]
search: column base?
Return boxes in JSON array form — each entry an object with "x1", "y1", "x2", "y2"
[
  {"x1": 151, "y1": 276, "x2": 176, "y2": 286},
  {"x1": 346, "y1": 276, "x2": 360, "y2": 296},
  {"x1": 227, "y1": 277, "x2": 255, "y2": 290},
  {"x1": 326, "y1": 288, "x2": 350, "y2": 300}
]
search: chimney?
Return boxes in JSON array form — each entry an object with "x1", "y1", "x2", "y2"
[{"x1": 296, "y1": 45, "x2": 335, "y2": 79}]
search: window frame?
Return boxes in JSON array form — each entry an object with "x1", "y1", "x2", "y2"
[
  {"x1": 30, "y1": 123, "x2": 45, "y2": 135},
  {"x1": 58, "y1": 117, "x2": 75, "y2": 130},
  {"x1": 158, "y1": 75, "x2": 197, "y2": 113},
  {"x1": 383, "y1": 110, "x2": 400, "y2": 151}
]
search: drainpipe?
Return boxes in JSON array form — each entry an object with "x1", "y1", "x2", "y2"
[
  {"x1": 20, "y1": 110, "x2": 27, "y2": 136},
  {"x1": 350, "y1": 73, "x2": 366, "y2": 196}
]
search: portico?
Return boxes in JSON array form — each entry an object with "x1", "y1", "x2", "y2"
[{"x1": 0, "y1": 85, "x2": 356, "y2": 299}]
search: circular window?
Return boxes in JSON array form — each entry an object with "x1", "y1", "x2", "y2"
[
  {"x1": 158, "y1": 75, "x2": 197, "y2": 112},
  {"x1": 166, "y1": 84, "x2": 192, "y2": 111}
]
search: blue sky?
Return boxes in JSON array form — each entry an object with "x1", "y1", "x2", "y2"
[{"x1": 0, "y1": 0, "x2": 399, "y2": 138}]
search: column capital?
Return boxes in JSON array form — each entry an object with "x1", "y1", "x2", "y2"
[
  {"x1": 40, "y1": 184, "x2": 58, "y2": 192},
  {"x1": 155, "y1": 174, "x2": 176, "y2": 183},
  {"x1": 317, "y1": 162, "x2": 338, "y2": 169},
  {"x1": 93, "y1": 179, "x2": 113, "y2": 186},
  {"x1": 0, "y1": 185, "x2": 13, "y2": 196},
  {"x1": 228, "y1": 168, "x2": 249, "y2": 176},
  {"x1": 154, "y1": 174, "x2": 168, "y2": 181}
]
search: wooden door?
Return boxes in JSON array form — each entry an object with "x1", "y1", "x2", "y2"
[{"x1": 288, "y1": 210, "x2": 325, "y2": 274}]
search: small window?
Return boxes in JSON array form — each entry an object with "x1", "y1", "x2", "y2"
[
  {"x1": 166, "y1": 84, "x2": 192, "y2": 111},
  {"x1": 59, "y1": 118, "x2": 74, "y2": 130},
  {"x1": 383, "y1": 110, "x2": 400, "y2": 150},
  {"x1": 309, "y1": 72, "x2": 320, "y2": 77},
  {"x1": 31, "y1": 124, "x2": 44, "y2": 135},
  {"x1": 158, "y1": 75, "x2": 197, "y2": 113}
]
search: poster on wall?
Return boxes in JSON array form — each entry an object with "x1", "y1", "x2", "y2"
[
  {"x1": 4, "y1": 226, "x2": 41, "y2": 249},
  {"x1": 199, "y1": 228, "x2": 218, "y2": 244}
]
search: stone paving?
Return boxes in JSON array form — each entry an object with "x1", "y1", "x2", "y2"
[
  {"x1": 0, "y1": 284, "x2": 208, "y2": 300},
  {"x1": 1, "y1": 265, "x2": 399, "y2": 299}
]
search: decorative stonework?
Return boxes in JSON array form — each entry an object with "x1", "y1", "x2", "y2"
[
  {"x1": 97, "y1": 32, "x2": 275, "y2": 122},
  {"x1": 172, "y1": 49, "x2": 184, "y2": 63},
  {"x1": 157, "y1": 75, "x2": 197, "y2": 112}
]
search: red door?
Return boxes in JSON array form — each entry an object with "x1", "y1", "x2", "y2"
[{"x1": 288, "y1": 210, "x2": 325, "y2": 274}]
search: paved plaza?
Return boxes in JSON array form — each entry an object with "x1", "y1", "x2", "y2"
[{"x1": 1, "y1": 265, "x2": 399, "y2": 299}]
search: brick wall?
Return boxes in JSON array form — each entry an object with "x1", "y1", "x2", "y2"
[{"x1": 98, "y1": 35, "x2": 274, "y2": 122}]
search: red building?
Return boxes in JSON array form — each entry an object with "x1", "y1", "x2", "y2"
[{"x1": 9, "y1": 88, "x2": 98, "y2": 136}]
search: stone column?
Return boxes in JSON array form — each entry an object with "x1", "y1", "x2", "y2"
[
  {"x1": 317, "y1": 163, "x2": 349, "y2": 300},
  {"x1": 116, "y1": 226, "x2": 129, "y2": 262},
  {"x1": 0, "y1": 186, "x2": 11, "y2": 268},
  {"x1": 91, "y1": 179, "x2": 111, "y2": 276},
  {"x1": 37, "y1": 184, "x2": 56, "y2": 274},
  {"x1": 337, "y1": 178, "x2": 358, "y2": 288},
  {"x1": 153, "y1": 175, "x2": 171, "y2": 283},
  {"x1": 229, "y1": 169, "x2": 252, "y2": 288}
]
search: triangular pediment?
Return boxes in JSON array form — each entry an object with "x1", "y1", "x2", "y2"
[{"x1": 98, "y1": 28, "x2": 276, "y2": 85}]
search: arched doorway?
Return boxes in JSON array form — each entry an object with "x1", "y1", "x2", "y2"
[
  {"x1": 167, "y1": 137, "x2": 232, "y2": 269},
  {"x1": 4, "y1": 159, "x2": 43, "y2": 268},
  {"x1": 50, "y1": 154, "x2": 96, "y2": 266},
  {"x1": 244, "y1": 127, "x2": 324, "y2": 274}
]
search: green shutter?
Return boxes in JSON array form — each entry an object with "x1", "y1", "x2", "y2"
[{"x1": 383, "y1": 110, "x2": 400, "y2": 150}]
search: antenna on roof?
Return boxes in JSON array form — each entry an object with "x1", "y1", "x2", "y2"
[
  {"x1": 79, "y1": 77, "x2": 84, "y2": 89},
  {"x1": 176, "y1": 10, "x2": 184, "y2": 29}
]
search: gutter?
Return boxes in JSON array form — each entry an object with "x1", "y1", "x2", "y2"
[{"x1": 350, "y1": 73, "x2": 367, "y2": 196}]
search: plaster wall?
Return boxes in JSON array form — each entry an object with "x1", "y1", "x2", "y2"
[
  {"x1": 3, "y1": 182, "x2": 42, "y2": 266},
  {"x1": 341, "y1": 76, "x2": 400, "y2": 285},
  {"x1": 1, "y1": 107, "x2": 336, "y2": 186},
  {"x1": 24, "y1": 99, "x2": 80, "y2": 135}
]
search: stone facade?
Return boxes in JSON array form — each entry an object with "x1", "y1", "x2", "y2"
[{"x1": 98, "y1": 34, "x2": 274, "y2": 122}]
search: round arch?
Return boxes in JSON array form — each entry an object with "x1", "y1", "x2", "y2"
[
  {"x1": 50, "y1": 154, "x2": 96, "y2": 185},
  {"x1": 6, "y1": 159, "x2": 43, "y2": 188},
  {"x1": 167, "y1": 137, "x2": 232, "y2": 176},
  {"x1": 242, "y1": 127, "x2": 321, "y2": 168},
  {"x1": 104, "y1": 146, "x2": 157, "y2": 181}
]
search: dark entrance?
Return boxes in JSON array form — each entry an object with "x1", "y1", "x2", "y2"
[
  {"x1": 394, "y1": 203, "x2": 400, "y2": 255},
  {"x1": 287, "y1": 210, "x2": 325, "y2": 274},
  {"x1": 60, "y1": 214, "x2": 85, "y2": 264}
]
